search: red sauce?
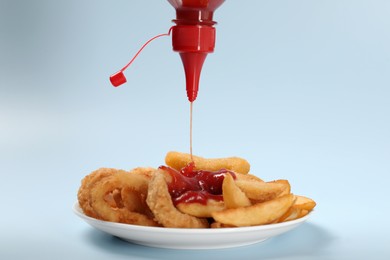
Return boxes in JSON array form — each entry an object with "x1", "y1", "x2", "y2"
[{"x1": 159, "y1": 163, "x2": 236, "y2": 205}]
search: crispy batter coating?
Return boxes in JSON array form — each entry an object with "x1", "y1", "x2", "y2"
[
  {"x1": 78, "y1": 168, "x2": 160, "y2": 226},
  {"x1": 146, "y1": 170, "x2": 209, "y2": 228},
  {"x1": 78, "y1": 168, "x2": 118, "y2": 218}
]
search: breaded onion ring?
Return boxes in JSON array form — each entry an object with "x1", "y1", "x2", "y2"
[
  {"x1": 78, "y1": 168, "x2": 118, "y2": 218},
  {"x1": 146, "y1": 170, "x2": 209, "y2": 228},
  {"x1": 90, "y1": 170, "x2": 160, "y2": 226},
  {"x1": 121, "y1": 186, "x2": 155, "y2": 219},
  {"x1": 128, "y1": 167, "x2": 156, "y2": 180}
]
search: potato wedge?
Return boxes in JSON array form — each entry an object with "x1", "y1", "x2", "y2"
[
  {"x1": 235, "y1": 172, "x2": 263, "y2": 182},
  {"x1": 299, "y1": 209, "x2": 309, "y2": 218},
  {"x1": 165, "y1": 151, "x2": 250, "y2": 174},
  {"x1": 276, "y1": 195, "x2": 315, "y2": 222},
  {"x1": 235, "y1": 178, "x2": 289, "y2": 202},
  {"x1": 294, "y1": 195, "x2": 316, "y2": 211},
  {"x1": 222, "y1": 174, "x2": 251, "y2": 209},
  {"x1": 176, "y1": 199, "x2": 225, "y2": 218},
  {"x1": 273, "y1": 179, "x2": 291, "y2": 196},
  {"x1": 211, "y1": 194, "x2": 295, "y2": 227},
  {"x1": 277, "y1": 205, "x2": 300, "y2": 223}
]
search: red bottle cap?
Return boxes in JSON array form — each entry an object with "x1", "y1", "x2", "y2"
[
  {"x1": 110, "y1": 71, "x2": 127, "y2": 87},
  {"x1": 109, "y1": 29, "x2": 173, "y2": 88}
]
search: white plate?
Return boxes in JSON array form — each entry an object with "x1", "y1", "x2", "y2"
[{"x1": 73, "y1": 202, "x2": 312, "y2": 249}]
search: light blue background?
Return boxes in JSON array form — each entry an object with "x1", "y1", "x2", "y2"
[{"x1": 1, "y1": 0, "x2": 389, "y2": 259}]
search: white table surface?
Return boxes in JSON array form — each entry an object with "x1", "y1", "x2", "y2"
[{"x1": 1, "y1": 1, "x2": 389, "y2": 259}]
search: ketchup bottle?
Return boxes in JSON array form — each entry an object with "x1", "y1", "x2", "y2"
[
  {"x1": 168, "y1": 0, "x2": 225, "y2": 102},
  {"x1": 110, "y1": 0, "x2": 225, "y2": 103}
]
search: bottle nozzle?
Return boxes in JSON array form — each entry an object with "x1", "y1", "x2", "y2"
[
  {"x1": 180, "y1": 52, "x2": 207, "y2": 102},
  {"x1": 172, "y1": 25, "x2": 215, "y2": 102}
]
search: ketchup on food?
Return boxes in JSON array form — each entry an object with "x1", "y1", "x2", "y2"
[{"x1": 159, "y1": 162, "x2": 236, "y2": 205}]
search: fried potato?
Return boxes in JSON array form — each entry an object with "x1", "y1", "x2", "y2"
[
  {"x1": 293, "y1": 195, "x2": 316, "y2": 211},
  {"x1": 176, "y1": 199, "x2": 225, "y2": 218},
  {"x1": 222, "y1": 174, "x2": 251, "y2": 209},
  {"x1": 165, "y1": 151, "x2": 250, "y2": 174},
  {"x1": 273, "y1": 179, "x2": 291, "y2": 196},
  {"x1": 235, "y1": 177, "x2": 289, "y2": 202},
  {"x1": 211, "y1": 194, "x2": 295, "y2": 227},
  {"x1": 299, "y1": 209, "x2": 310, "y2": 218},
  {"x1": 276, "y1": 195, "x2": 315, "y2": 222},
  {"x1": 276, "y1": 204, "x2": 300, "y2": 223},
  {"x1": 235, "y1": 172, "x2": 263, "y2": 182},
  {"x1": 284, "y1": 208, "x2": 301, "y2": 221}
]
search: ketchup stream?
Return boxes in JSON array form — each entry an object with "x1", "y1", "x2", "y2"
[{"x1": 190, "y1": 102, "x2": 194, "y2": 161}]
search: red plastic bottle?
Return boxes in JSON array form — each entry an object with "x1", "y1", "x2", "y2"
[{"x1": 168, "y1": 0, "x2": 225, "y2": 102}]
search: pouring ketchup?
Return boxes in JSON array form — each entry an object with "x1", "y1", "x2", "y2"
[
  {"x1": 110, "y1": 1, "x2": 225, "y2": 159},
  {"x1": 159, "y1": 162, "x2": 235, "y2": 205}
]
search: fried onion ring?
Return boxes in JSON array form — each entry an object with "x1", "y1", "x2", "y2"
[
  {"x1": 146, "y1": 170, "x2": 209, "y2": 228},
  {"x1": 89, "y1": 170, "x2": 160, "y2": 226},
  {"x1": 128, "y1": 167, "x2": 156, "y2": 180},
  {"x1": 121, "y1": 167, "x2": 156, "y2": 217},
  {"x1": 78, "y1": 168, "x2": 118, "y2": 218}
]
